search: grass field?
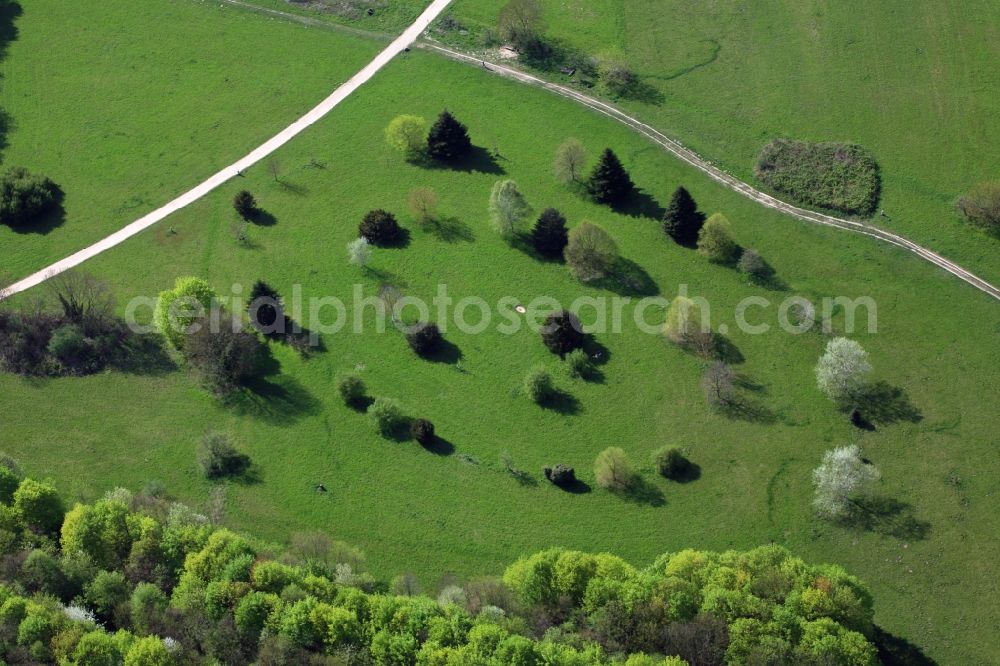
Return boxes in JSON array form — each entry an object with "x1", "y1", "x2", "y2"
[
  {"x1": 0, "y1": 0, "x2": 381, "y2": 281},
  {"x1": 239, "y1": 0, "x2": 431, "y2": 33},
  {"x1": 441, "y1": 0, "x2": 1000, "y2": 287},
  {"x1": 2, "y1": 32, "x2": 1000, "y2": 662}
]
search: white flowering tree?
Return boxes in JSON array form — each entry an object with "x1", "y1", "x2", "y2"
[
  {"x1": 347, "y1": 237, "x2": 372, "y2": 268},
  {"x1": 812, "y1": 444, "x2": 880, "y2": 519},
  {"x1": 815, "y1": 337, "x2": 871, "y2": 404},
  {"x1": 489, "y1": 179, "x2": 531, "y2": 240}
]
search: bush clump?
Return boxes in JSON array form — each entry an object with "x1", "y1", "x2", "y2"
[
  {"x1": 543, "y1": 464, "x2": 576, "y2": 487},
  {"x1": 541, "y1": 310, "x2": 584, "y2": 356},
  {"x1": 197, "y1": 432, "x2": 250, "y2": 479},
  {"x1": 405, "y1": 322, "x2": 442, "y2": 356},
  {"x1": 565, "y1": 349, "x2": 592, "y2": 379},
  {"x1": 410, "y1": 419, "x2": 435, "y2": 446},
  {"x1": 593, "y1": 447, "x2": 636, "y2": 492},
  {"x1": 523, "y1": 365, "x2": 555, "y2": 404},
  {"x1": 957, "y1": 181, "x2": 1000, "y2": 235},
  {"x1": 0, "y1": 167, "x2": 60, "y2": 227},
  {"x1": 336, "y1": 373, "x2": 366, "y2": 407},
  {"x1": 755, "y1": 139, "x2": 880, "y2": 216},
  {"x1": 652, "y1": 446, "x2": 690, "y2": 480},
  {"x1": 367, "y1": 397, "x2": 405, "y2": 437},
  {"x1": 358, "y1": 209, "x2": 404, "y2": 246}
]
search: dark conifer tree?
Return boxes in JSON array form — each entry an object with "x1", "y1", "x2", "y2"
[
  {"x1": 233, "y1": 190, "x2": 257, "y2": 220},
  {"x1": 248, "y1": 280, "x2": 283, "y2": 333},
  {"x1": 426, "y1": 110, "x2": 472, "y2": 162},
  {"x1": 662, "y1": 186, "x2": 706, "y2": 245},
  {"x1": 586, "y1": 148, "x2": 634, "y2": 205},
  {"x1": 530, "y1": 208, "x2": 569, "y2": 258}
]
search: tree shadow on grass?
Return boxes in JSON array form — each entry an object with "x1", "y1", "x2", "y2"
[
  {"x1": 618, "y1": 477, "x2": 665, "y2": 506},
  {"x1": 249, "y1": 208, "x2": 277, "y2": 227},
  {"x1": 419, "y1": 338, "x2": 463, "y2": 365},
  {"x1": 612, "y1": 188, "x2": 665, "y2": 221},
  {"x1": 592, "y1": 257, "x2": 660, "y2": 296},
  {"x1": 373, "y1": 227, "x2": 412, "y2": 249},
  {"x1": 228, "y1": 351, "x2": 321, "y2": 425},
  {"x1": 854, "y1": 381, "x2": 922, "y2": 425},
  {"x1": 719, "y1": 395, "x2": 778, "y2": 424},
  {"x1": 874, "y1": 626, "x2": 938, "y2": 666},
  {"x1": 539, "y1": 388, "x2": 581, "y2": 415},
  {"x1": 424, "y1": 215, "x2": 475, "y2": 243},
  {"x1": 277, "y1": 179, "x2": 309, "y2": 197},
  {"x1": 111, "y1": 332, "x2": 177, "y2": 376},
  {"x1": 669, "y1": 461, "x2": 702, "y2": 484},
  {"x1": 712, "y1": 334, "x2": 745, "y2": 364},
  {"x1": 346, "y1": 395, "x2": 375, "y2": 414},
  {"x1": 9, "y1": 187, "x2": 65, "y2": 235},
  {"x1": 844, "y1": 496, "x2": 931, "y2": 541},
  {"x1": 421, "y1": 435, "x2": 455, "y2": 456},
  {"x1": 419, "y1": 145, "x2": 504, "y2": 175},
  {"x1": 555, "y1": 478, "x2": 592, "y2": 494}
]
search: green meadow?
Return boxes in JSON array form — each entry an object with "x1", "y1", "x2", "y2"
[{"x1": 443, "y1": 0, "x2": 1000, "y2": 284}]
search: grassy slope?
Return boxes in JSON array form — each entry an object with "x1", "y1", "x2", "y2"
[
  {"x1": 444, "y1": 0, "x2": 1000, "y2": 286},
  {"x1": 0, "y1": 0, "x2": 381, "y2": 281},
  {"x1": 1, "y1": 44, "x2": 999, "y2": 662}
]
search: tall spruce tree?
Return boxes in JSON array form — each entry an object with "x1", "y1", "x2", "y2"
[
  {"x1": 662, "y1": 186, "x2": 705, "y2": 245},
  {"x1": 426, "y1": 110, "x2": 472, "y2": 162},
  {"x1": 530, "y1": 208, "x2": 569, "y2": 258},
  {"x1": 586, "y1": 148, "x2": 634, "y2": 205}
]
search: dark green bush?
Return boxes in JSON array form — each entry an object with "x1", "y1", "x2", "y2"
[
  {"x1": 410, "y1": 419, "x2": 435, "y2": 446},
  {"x1": 337, "y1": 373, "x2": 366, "y2": 406},
  {"x1": 197, "y1": 432, "x2": 251, "y2": 479},
  {"x1": 653, "y1": 446, "x2": 690, "y2": 480},
  {"x1": 405, "y1": 322, "x2": 442, "y2": 356},
  {"x1": 755, "y1": 139, "x2": 881, "y2": 216},
  {"x1": 359, "y1": 209, "x2": 404, "y2": 246},
  {"x1": 541, "y1": 310, "x2": 584, "y2": 356},
  {"x1": 523, "y1": 365, "x2": 555, "y2": 404},
  {"x1": 0, "y1": 167, "x2": 60, "y2": 227},
  {"x1": 543, "y1": 464, "x2": 576, "y2": 487},
  {"x1": 233, "y1": 190, "x2": 257, "y2": 220}
]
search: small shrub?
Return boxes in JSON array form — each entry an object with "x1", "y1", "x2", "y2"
[
  {"x1": 0, "y1": 167, "x2": 60, "y2": 227},
  {"x1": 367, "y1": 397, "x2": 405, "y2": 436},
  {"x1": 653, "y1": 447, "x2": 690, "y2": 480},
  {"x1": 543, "y1": 464, "x2": 576, "y2": 487},
  {"x1": 233, "y1": 190, "x2": 257, "y2": 220},
  {"x1": 957, "y1": 181, "x2": 1000, "y2": 235},
  {"x1": 737, "y1": 249, "x2": 774, "y2": 283},
  {"x1": 47, "y1": 324, "x2": 94, "y2": 370},
  {"x1": 523, "y1": 365, "x2": 555, "y2": 404},
  {"x1": 406, "y1": 322, "x2": 442, "y2": 356},
  {"x1": 153, "y1": 276, "x2": 217, "y2": 350},
  {"x1": 540, "y1": 310, "x2": 584, "y2": 356},
  {"x1": 565, "y1": 349, "x2": 592, "y2": 379},
  {"x1": 197, "y1": 432, "x2": 250, "y2": 479},
  {"x1": 410, "y1": 419, "x2": 435, "y2": 446},
  {"x1": 336, "y1": 374, "x2": 366, "y2": 406},
  {"x1": 247, "y1": 280, "x2": 283, "y2": 333},
  {"x1": 358, "y1": 209, "x2": 403, "y2": 246}
]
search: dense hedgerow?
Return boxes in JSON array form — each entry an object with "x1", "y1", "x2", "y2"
[
  {"x1": 0, "y1": 469, "x2": 883, "y2": 665},
  {"x1": 755, "y1": 139, "x2": 881, "y2": 216}
]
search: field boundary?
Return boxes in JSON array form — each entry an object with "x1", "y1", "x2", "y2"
[{"x1": 420, "y1": 42, "x2": 1000, "y2": 303}]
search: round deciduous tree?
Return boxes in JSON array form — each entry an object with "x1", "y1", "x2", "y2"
[
  {"x1": 737, "y1": 248, "x2": 773, "y2": 283},
  {"x1": 815, "y1": 338, "x2": 872, "y2": 405},
  {"x1": 565, "y1": 221, "x2": 618, "y2": 281},
  {"x1": 697, "y1": 213, "x2": 741, "y2": 264},
  {"x1": 553, "y1": 138, "x2": 587, "y2": 184},
  {"x1": 384, "y1": 115, "x2": 428, "y2": 159},
  {"x1": 523, "y1": 365, "x2": 555, "y2": 404},
  {"x1": 813, "y1": 444, "x2": 879, "y2": 519},
  {"x1": 652, "y1": 446, "x2": 690, "y2": 480},
  {"x1": 154, "y1": 276, "x2": 217, "y2": 349},
  {"x1": 489, "y1": 180, "x2": 531, "y2": 240},
  {"x1": 540, "y1": 310, "x2": 584, "y2": 356},
  {"x1": 367, "y1": 397, "x2": 405, "y2": 436},
  {"x1": 347, "y1": 237, "x2": 372, "y2": 268},
  {"x1": 530, "y1": 208, "x2": 569, "y2": 258},
  {"x1": 359, "y1": 209, "x2": 403, "y2": 246},
  {"x1": 594, "y1": 447, "x2": 636, "y2": 492},
  {"x1": 957, "y1": 181, "x2": 1000, "y2": 235},
  {"x1": 407, "y1": 187, "x2": 439, "y2": 227}
]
